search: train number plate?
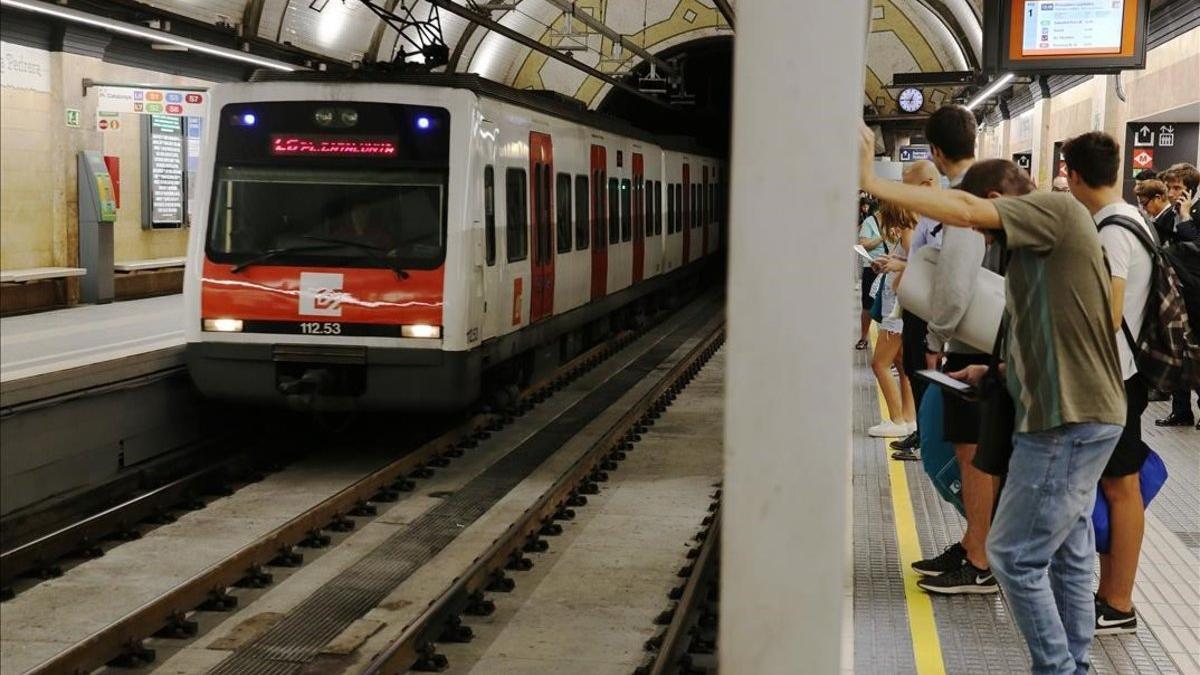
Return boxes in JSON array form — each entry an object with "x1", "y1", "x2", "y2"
[
  {"x1": 241, "y1": 320, "x2": 402, "y2": 337},
  {"x1": 301, "y1": 321, "x2": 341, "y2": 335}
]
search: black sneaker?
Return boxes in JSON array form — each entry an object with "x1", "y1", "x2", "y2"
[
  {"x1": 912, "y1": 542, "x2": 966, "y2": 577},
  {"x1": 891, "y1": 447, "x2": 920, "y2": 461},
  {"x1": 916, "y1": 560, "x2": 999, "y2": 595},
  {"x1": 890, "y1": 431, "x2": 920, "y2": 451},
  {"x1": 1095, "y1": 599, "x2": 1137, "y2": 635}
]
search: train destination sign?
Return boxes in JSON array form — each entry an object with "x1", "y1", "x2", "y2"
[{"x1": 270, "y1": 135, "x2": 399, "y2": 157}]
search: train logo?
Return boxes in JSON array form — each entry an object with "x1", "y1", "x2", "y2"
[{"x1": 299, "y1": 272, "x2": 347, "y2": 317}]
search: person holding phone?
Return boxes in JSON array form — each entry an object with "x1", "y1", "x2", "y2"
[{"x1": 1152, "y1": 163, "x2": 1200, "y2": 429}]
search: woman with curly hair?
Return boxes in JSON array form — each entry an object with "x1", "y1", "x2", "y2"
[{"x1": 866, "y1": 199, "x2": 918, "y2": 438}]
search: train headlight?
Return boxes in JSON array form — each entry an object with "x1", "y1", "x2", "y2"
[
  {"x1": 203, "y1": 318, "x2": 244, "y2": 332},
  {"x1": 401, "y1": 324, "x2": 442, "y2": 339}
]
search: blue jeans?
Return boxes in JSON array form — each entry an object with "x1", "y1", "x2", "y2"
[{"x1": 987, "y1": 423, "x2": 1122, "y2": 675}]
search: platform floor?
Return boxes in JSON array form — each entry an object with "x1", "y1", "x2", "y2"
[
  {"x1": 0, "y1": 294, "x2": 183, "y2": 384},
  {"x1": 852, "y1": 345, "x2": 1200, "y2": 674}
]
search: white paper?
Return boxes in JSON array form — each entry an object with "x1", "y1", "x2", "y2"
[{"x1": 853, "y1": 244, "x2": 876, "y2": 263}]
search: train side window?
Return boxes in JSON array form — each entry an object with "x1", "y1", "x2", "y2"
[
  {"x1": 505, "y1": 168, "x2": 528, "y2": 262},
  {"x1": 692, "y1": 184, "x2": 700, "y2": 229},
  {"x1": 620, "y1": 179, "x2": 632, "y2": 242},
  {"x1": 675, "y1": 184, "x2": 682, "y2": 232},
  {"x1": 484, "y1": 165, "x2": 496, "y2": 266},
  {"x1": 575, "y1": 175, "x2": 589, "y2": 250},
  {"x1": 608, "y1": 178, "x2": 620, "y2": 245},
  {"x1": 643, "y1": 180, "x2": 653, "y2": 237},
  {"x1": 654, "y1": 181, "x2": 663, "y2": 235},
  {"x1": 556, "y1": 172, "x2": 572, "y2": 254},
  {"x1": 541, "y1": 165, "x2": 553, "y2": 261},
  {"x1": 667, "y1": 183, "x2": 675, "y2": 234}
]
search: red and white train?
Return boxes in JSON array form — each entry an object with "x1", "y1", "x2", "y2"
[{"x1": 184, "y1": 73, "x2": 723, "y2": 411}]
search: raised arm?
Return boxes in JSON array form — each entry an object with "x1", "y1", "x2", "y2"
[{"x1": 858, "y1": 123, "x2": 1002, "y2": 230}]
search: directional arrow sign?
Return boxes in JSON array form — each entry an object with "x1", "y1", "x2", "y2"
[{"x1": 1133, "y1": 125, "x2": 1155, "y2": 147}]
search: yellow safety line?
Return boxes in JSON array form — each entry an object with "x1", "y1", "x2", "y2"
[{"x1": 870, "y1": 328, "x2": 947, "y2": 675}]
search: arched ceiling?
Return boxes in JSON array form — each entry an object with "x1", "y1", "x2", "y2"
[{"x1": 135, "y1": 0, "x2": 982, "y2": 112}]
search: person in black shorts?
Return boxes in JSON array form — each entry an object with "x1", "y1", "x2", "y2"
[
  {"x1": 908, "y1": 106, "x2": 1001, "y2": 596},
  {"x1": 1065, "y1": 131, "x2": 1152, "y2": 635}
]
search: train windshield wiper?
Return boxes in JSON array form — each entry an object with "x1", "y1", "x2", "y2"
[
  {"x1": 299, "y1": 235, "x2": 411, "y2": 280},
  {"x1": 231, "y1": 243, "x2": 343, "y2": 273}
]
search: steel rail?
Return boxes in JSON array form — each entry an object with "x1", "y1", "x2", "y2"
[
  {"x1": 361, "y1": 322, "x2": 726, "y2": 674},
  {"x1": 644, "y1": 508, "x2": 720, "y2": 675},
  {"x1": 1, "y1": 451, "x2": 250, "y2": 592},
  {"x1": 23, "y1": 328, "x2": 637, "y2": 675}
]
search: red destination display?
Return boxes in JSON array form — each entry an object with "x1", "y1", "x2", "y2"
[{"x1": 270, "y1": 135, "x2": 398, "y2": 157}]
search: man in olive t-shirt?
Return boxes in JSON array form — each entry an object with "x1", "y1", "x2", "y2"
[{"x1": 860, "y1": 140, "x2": 1125, "y2": 675}]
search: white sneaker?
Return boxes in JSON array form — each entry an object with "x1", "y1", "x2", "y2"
[{"x1": 867, "y1": 420, "x2": 910, "y2": 438}]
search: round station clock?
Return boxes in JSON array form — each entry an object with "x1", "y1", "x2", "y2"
[{"x1": 898, "y1": 87, "x2": 924, "y2": 113}]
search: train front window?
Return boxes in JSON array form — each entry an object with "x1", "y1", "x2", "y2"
[{"x1": 207, "y1": 167, "x2": 446, "y2": 269}]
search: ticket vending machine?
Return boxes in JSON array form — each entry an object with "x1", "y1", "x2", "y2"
[{"x1": 77, "y1": 151, "x2": 118, "y2": 303}]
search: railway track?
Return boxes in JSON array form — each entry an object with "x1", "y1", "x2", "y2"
[
  {"x1": 11, "y1": 294, "x2": 719, "y2": 675},
  {"x1": 360, "y1": 321, "x2": 725, "y2": 674}
]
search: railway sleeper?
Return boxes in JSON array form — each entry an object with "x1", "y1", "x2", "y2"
[
  {"x1": 299, "y1": 529, "x2": 332, "y2": 548},
  {"x1": 523, "y1": 537, "x2": 548, "y2": 553},
  {"x1": 438, "y1": 615, "x2": 474, "y2": 643},
  {"x1": 198, "y1": 588, "x2": 238, "y2": 611},
  {"x1": 106, "y1": 639, "x2": 155, "y2": 668},
  {"x1": 463, "y1": 591, "x2": 495, "y2": 616},
  {"x1": 234, "y1": 566, "x2": 274, "y2": 589},
  {"x1": 505, "y1": 553, "x2": 533, "y2": 571},
  {"x1": 485, "y1": 571, "x2": 515, "y2": 593},
  {"x1": 154, "y1": 611, "x2": 199, "y2": 639},
  {"x1": 327, "y1": 515, "x2": 356, "y2": 532},
  {"x1": 410, "y1": 644, "x2": 449, "y2": 672},
  {"x1": 270, "y1": 547, "x2": 304, "y2": 567},
  {"x1": 371, "y1": 487, "x2": 400, "y2": 503}
]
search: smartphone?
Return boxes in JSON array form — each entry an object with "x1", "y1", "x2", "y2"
[{"x1": 915, "y1": 369, "x2": 978, "y2": 400}]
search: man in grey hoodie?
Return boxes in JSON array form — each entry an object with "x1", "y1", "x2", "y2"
[{"x1": 909, "y1": 105, "x2": 1002, "y2": 595}]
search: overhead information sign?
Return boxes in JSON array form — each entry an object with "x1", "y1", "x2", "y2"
[
  {"x1": 95, "y1": 85, "x2": 206, "y2": 117},
  {"x1": 898, "y1": 145, "x2": 932, "y2": 162},
  {"x1": 984, "y1": 0, "x2": 1148, "y2": 74},
  {"x1": 1020, "y1": 0, "x2": 1126, "y2": 57}
]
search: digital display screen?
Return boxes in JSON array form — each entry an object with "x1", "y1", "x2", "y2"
[
  {"x1": 270, "y1": 135, "x2": 398, "y2": 157},
  {"x1": 1020, "y1": 0, "x2": 1125, "y2": 56},
  {"x1": 1008, "y1": 0, "x2": 1140, "y2": 61}
]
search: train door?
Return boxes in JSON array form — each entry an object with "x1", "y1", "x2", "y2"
[
  {"x1": 529, "y1": 132, "x2": 555, "y2": 322},
  {"x1": 631, "y1": 152, "x2": 645, "y2": 284},
  {"x1": 681, "y1": 163, "x2": 691, "y2": 265},
  {"x1": 701, "y1": 165, "x2": 710, "y2": 256},
  {"x1": 590, "y1": 144, "x2": 608, "y2": 300}
]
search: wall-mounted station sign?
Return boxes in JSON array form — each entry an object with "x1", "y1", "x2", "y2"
[{"x1": 94, "y1": 85, "x2": 206, "y2": 117}]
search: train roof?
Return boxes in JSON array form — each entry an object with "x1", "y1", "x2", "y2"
[{"x1": 248, "y1": 69, "x2": 716, "y2": 157}]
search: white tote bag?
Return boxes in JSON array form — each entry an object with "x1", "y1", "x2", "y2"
[{"x1": 896, "y1": 246, "x2": 1006, "y2": 353}]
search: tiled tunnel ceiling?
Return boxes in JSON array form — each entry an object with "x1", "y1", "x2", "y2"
[{"x1": 134, "y1": 0, "x2": 982, "y2": 111}]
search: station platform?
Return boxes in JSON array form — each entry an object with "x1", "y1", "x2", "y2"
[
  {"x1": 0, "y1": 294, "x2": 184, "y2": 407},
  {"x1": 0, "y1": 294, "x2": 194, "y2": 519},
  {"x1": 851, "y1": 345, "x2": 1200, "y2": 674}
]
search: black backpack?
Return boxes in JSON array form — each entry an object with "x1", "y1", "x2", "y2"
[{"x1": 1100, "y1": 214, "x2": 1200, "y2": 392}]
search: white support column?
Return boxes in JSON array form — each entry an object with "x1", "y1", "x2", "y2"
[{"x1": 721, "y1": 0, "x2": 867, "y2": 672}]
